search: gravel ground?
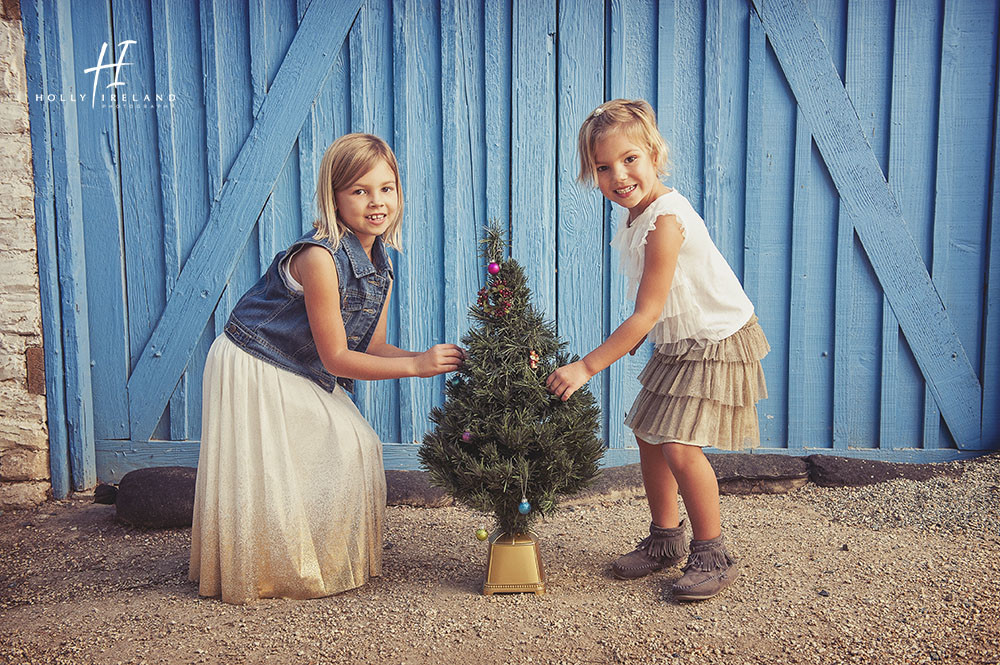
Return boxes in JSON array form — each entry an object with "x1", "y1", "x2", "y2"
[{"x1": 1, "y1": 454, "x2": 998, "y2": 665}]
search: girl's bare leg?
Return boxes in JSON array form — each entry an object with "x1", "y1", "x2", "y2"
[
  {"x1": 636, "y1": 437, "x2": 680, "y2": 528},
  {"x1": 661, "y1": 443, "x2": 721, "y2": 541}
]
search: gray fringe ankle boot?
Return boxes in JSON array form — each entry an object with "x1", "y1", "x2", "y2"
[
  {"x1": 611, "y1": 520, "x2": 687, "y2": 580},
  {"x1": 671, "y1": 533, "x2": 739, "y2": 601}
]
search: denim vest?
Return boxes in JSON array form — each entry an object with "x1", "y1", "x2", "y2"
[{"x1": 224, "y1": 229, "x2": 393, "y2": 393}]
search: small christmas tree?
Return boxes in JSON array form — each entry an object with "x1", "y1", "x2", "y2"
[{"x1": 419, "y1": 224, "x2": 604, "y2": 536}]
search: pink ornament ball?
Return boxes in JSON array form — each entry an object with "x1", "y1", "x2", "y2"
[
  {"x1": 487, "y1": 262, "x2": 500, "y2": 275},
  {"x1": 461, "y1": 431, "x2": 472, "y2": 442}
]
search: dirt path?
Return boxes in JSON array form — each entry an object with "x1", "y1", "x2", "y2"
[{"x1": 1, "y1": 466, "x2": 998, "y2": 665}]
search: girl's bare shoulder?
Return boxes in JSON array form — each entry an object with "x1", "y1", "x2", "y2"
[{"x1": 290, "y1": 244, "x2": 338, "y2": 287}]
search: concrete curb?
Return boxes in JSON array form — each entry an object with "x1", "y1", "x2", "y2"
[
  {"x1": 94, "y1": 453, "x2": 985, "y2": 525},
  {"x1": 385, "y1": 452, "x2": 975, "y2": 508}
]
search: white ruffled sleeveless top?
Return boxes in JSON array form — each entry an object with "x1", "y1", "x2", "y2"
[{"x1": 610, "y1": 189, "x2": 754, "y2": 346}]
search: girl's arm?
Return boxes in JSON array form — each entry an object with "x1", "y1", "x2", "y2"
[
  {"x1": 294, "y1": 245, "x2": 462, "y2": 379},
  {"x1": 365, "y1": 279, "x2": 420, "y2": 358},
  {"x1": 546, "y1": 214, "x2": 683, "y2": 401}
]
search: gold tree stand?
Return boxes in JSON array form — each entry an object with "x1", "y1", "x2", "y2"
[{"x1": 482, "y1": 532, "x2": 545, "y2": 595}]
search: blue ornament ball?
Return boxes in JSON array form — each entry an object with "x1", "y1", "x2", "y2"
[{"x1": 518, "y1": 500, "x2": 531, "y2": 515}]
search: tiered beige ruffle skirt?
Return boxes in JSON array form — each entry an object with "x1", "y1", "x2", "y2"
[
  {"x1": 625, "y1": 316, "x2": 769, "y2": 450},
  {"x1": 190, "y1": 335, "x2": 385, "y2": 604}
]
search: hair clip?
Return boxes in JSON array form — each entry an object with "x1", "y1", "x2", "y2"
[{"x1": 592, "y1": 106, "x2": 605, "y2": 117}]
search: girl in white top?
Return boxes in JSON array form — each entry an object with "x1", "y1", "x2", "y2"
[{"x1": 547, "y1": 99, "x2": 769, "y2": 601}]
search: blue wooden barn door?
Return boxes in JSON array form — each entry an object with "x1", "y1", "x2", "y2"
[
  {"x1": 750, "y1": 0, "x2": 989, "y2": 453},
  {"x1": 23, "y1": 0, "x2": 998, "y2": 497}
]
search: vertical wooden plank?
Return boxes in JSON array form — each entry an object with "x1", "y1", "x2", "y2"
[
  {"x1": 45, "y1": 0, "x2": 96, "y2": 487},
  {"x1": 295, "y1": 0, "x2": 318, "y2": 238},
  {"x1": 176, "y1": 1, "x2": 215, "y2": 444},
  {"x1": 202, "y1": 0, "x2": 256, "y2": 346},
  {"x1": 23, "y1": 0, "x2": 71, "y2": 496},
  {"x1": 822, "y1": 1, "x2": 862, "y2": 451},
  {"x1": 201, "y1": 0, "x2": 226, "y2": 342},
  {"x1": 745, "y1": 6, "x2": 787, "y2": 448},
  {"x1": 222, "y1": 0, "x2": 261, "y2": 363},
  {"x1": 248, "y1": 0, "x2": 275, "y2": 275},
  {"x1": 985, "y1": 27, "x2": 1000, "y2": 447},
  {"x1": 257, "y1": 0, "x2": 306, "y2": 366},
  {"x1": 310, "y1": 37, "x2": 351, "y2": 216},
  {"x1": 714, "y1": 0, "x2": 749, "y2": 277},
  {"x1": 390, "y1": 0, "x2": 412, "y2": 444},
  {"x1": 931, "y1": 0, "x2": 996, "y2": 448},
  {"x1": 887, "y1": 0, "x2": 944, "y2": 451},
  {"x1": 485, "y1": 0, "x2": 511, "y2": 238},
  {"x1": 755, "y1": 24, "x2": 795, "y2": 448},
  {"x1": 557, "y1": 0, "x2": 606, "y2": 443},
  {"x1": 255, "y1": 0, "x2": 303, "y2": 266},
  {"x1": 392, "y1": 0, "x2": 443, "y2": 443},
  {"x1": 350, "y1": 0, "x2": 399, "y2": 443},
  {"x1": 150, "y1": 0, "x2": 187, "y2": 440},
  {"x1": 112, "y1": 0, "x2": 170, "y2": 439},
  {"x1": 767, "y1": 0, "x2": 843, "y2": 452},
  {"x1": 703, "y1": 0, "x2": 722, "y2": 241},
  {"x1": 706, "y1": 0, "x2": 753, "y2": 366},
  {"x1": 667, "y1": 0, "x2": 704, "y2": 209},
  {"x1": 799, "y1": 0, "x2": 844, "y2": 448},
  {"x1": 441, "y1": 0, "x2": 485, "y2": 362},
  {"x1": 656, "y1": 0, "x2": 675, "y2": 145},
  {"x1": 309, "y1": 1, "x2": 380, "y2": 420},
  {"x1": 113, "y1": 0, "x2": 169, "y2": 442},
  {"x1": 743, "y1": 6, "x2": 764, "y2": 306},
  {"x1": 826, "y1": 0, "x2": 850, "y2": 452},
  {"x1": 511, "y1": 0, "x2": 556, "y2": 318},
  {"x1": 152, "y1": 0, "x2": 213, "y2": 442},
  {"x1": 786, "y1": 113, "x2": 811, "y2": 450},
  {"x1": 833, "y1": 2, "x2": 870, "y2": 450},
  {"x1": 844, "y1": 0, "x2": 891, "y2": 450},
  {"x1": 68, "y1": 2, "x2": 129, "y2": 443},
  {"x1": 248, "y1": 0, "x2": 266, "y2": 116}
]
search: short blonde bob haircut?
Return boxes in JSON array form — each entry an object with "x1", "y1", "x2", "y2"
[
  {"x1": 577, "y1": 98, "x2": 670, "y2": 186},
  {"x1": 314, "y1": 133, "x2": 404, "y2": 251}
]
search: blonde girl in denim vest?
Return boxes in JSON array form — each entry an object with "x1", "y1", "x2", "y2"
[
  {"x1": 190, "y1": 133, "x2": 463, "y2": 604},
  {"x1": 547, "y1": 100, "x2": 769, "y2": 601}
]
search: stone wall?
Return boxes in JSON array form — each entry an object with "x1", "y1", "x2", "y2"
[{"x1": 0, "y1": 0, "x2": 50, "y2": 509}]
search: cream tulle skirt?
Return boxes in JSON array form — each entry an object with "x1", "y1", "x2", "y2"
[
  {"x1": 626, "y1": 316, "x2": 770, "y2": 450},
  {"x1": 189, "y1": 335, "x2": 385, "y2": 604}
]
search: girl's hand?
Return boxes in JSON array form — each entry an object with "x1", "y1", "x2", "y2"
[
  {"x1": 413, "y1": 344, "x2": 464, "y2": 377},
  {"x1": 546, "y1": 360, "x2": 593, "y2": 401}
]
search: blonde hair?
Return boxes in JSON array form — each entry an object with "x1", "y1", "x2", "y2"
[
  {"x1": 577, "y1": 99, "x2": 670, "y2": 186},
  {"x1": 314, "y1": 133, "x2": 404, "y2": 250}
]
